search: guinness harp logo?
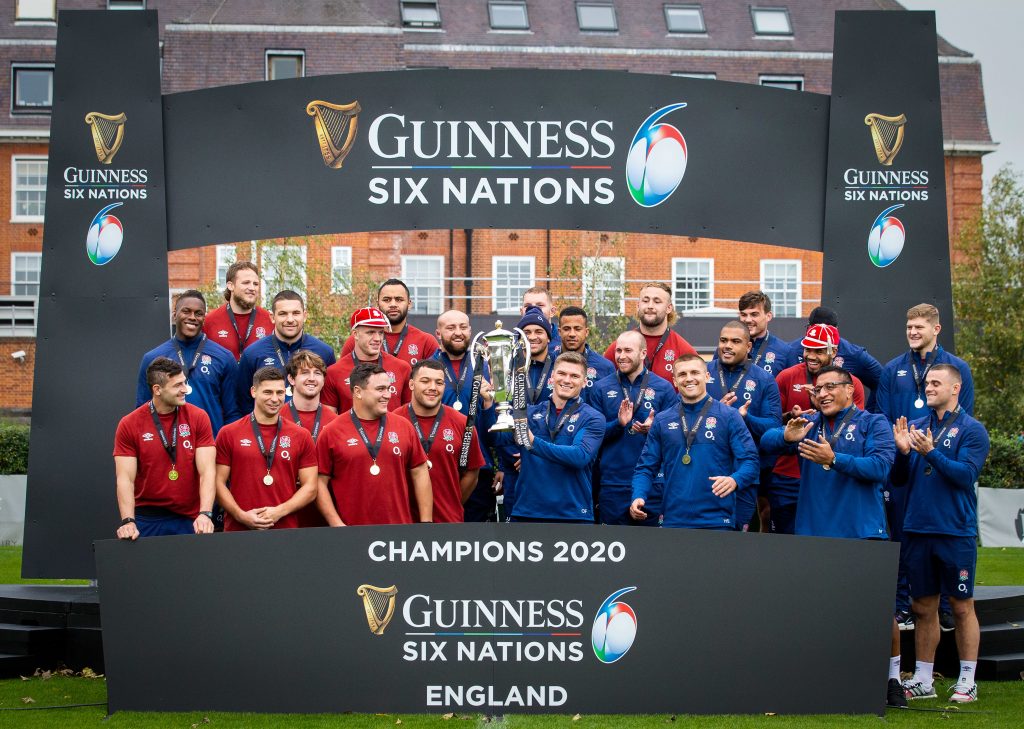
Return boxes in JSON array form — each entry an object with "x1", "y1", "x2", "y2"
[
  {"x1": 307, "y1": 99, "x2": 362, "y2": 169},
  {"x1": 84, "y1": 112, "x2": 127, "y2": 164},
  {"x1": 864, "y1": 113, "x2": 907, "y2": 166},
  {"x1": 357, "y1": 584, "x2": 397, "y2": 635}
]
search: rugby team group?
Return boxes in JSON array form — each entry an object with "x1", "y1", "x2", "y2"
[{"x1": 114, "y1": 261, "x2": 989, "y2": 707}]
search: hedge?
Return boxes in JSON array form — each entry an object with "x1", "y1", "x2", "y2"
[
  {"x1": 0, "y1": 423, "x2": 29, "y2": 475},
  {"x1": 979, "y1": 429, "x2": 1024, "y2": 490}
]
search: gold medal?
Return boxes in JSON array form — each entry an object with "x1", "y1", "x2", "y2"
[
  {"x1": 453, "y1": 401, "x2": 463, "y2": 411},
  {"x1": 168, "y1": 468, "x2": 179, "y2": 481},
  {"x1": 263, "y1": 474, "x2": 274, "y2": 486},
  {"x1": 822, "y1": 464, "x2": 831, "y2": 471},
  {"x1": 681, "y1": 453, "x2": 691, "y2": 465},
  {"x1": 370, "y1": 463, "x2": 381, "y2": 476}
]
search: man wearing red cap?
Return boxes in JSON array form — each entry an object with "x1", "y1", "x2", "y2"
[
  {"x1": 322, "y1": 307, "x2": 412, "y2": 414},
  {"x1": 339, "y1": 279, "x2": 440, "y2": 366},
  {"x1": 766, "y1": 323, "x2": 864, "y2": 535}
]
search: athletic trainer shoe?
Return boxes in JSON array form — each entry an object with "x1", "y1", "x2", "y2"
[
  {"x1": 902, "y1": 679, "x2": 937, "y2": 700},
  {"x1": 887, "y1": 678, "x2": 908, "y2": 708},
  {"x1": 939, "y1": 611, "x2": 956, "y2": 632},
  {"x1": 949, "y1": 683, "x2": 978, "y2": 703},
  {"x1": 896, "y1": 610, "x2": 915, "y2": 631}
]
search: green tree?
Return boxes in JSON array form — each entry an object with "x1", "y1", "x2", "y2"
[
  {"x1": 554, "y1": 236, "x2": 632, "y2": 352},
  {"x1": 953, "y1": 166, "x2": 1024, "y2": 435}
]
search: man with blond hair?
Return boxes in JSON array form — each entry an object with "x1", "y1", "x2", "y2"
[{"x1": 603, "y1": 282, "x2": 697, "y2": 384}]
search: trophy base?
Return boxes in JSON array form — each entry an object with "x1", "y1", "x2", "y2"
[{"x1": 488, "y1": 410, "x2": 516, "y2": 432}]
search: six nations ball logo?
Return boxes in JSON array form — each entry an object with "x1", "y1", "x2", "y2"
[
  {"x1": 591, "y1": 587, "x2": 638, "y2": 664},
  {"x1": 626, "y1": 103, "x2": 688, "y2": 208}
]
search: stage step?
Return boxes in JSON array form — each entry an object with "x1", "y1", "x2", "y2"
[
  {"x1": 979, "y1": 622, "x2": 1024, "y2": 656},
  {"x1": 974, "y1": 586, "x2": 1024, "y2": 625},
  {"x1": 0, "y1": 652, "x2": 37, "y2": 676},
  {"x1": 977, "y1": 651, "x2": 1024, "y2": 681},
  {"x1": 0, "y1": 623, "x2": 64, "y2": 655}
]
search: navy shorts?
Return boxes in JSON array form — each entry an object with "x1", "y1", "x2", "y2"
[
  {"x1": 904, "y1": 533, "x2": 977, "y2": 600},
  {"x1": 135, "y1": 514, "x2": 194, "y2": 537}
]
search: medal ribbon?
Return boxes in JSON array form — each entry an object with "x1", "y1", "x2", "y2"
[
  {"x1": 546, "y1": 398, "x2": 582, "y2": 441},
  {"x1": 350, "y1": 411, "x2": 386, "y2": 464},
  {"x1": 171, "y1": 334, "x2": 207, "y2": 380},
  {"x1": 441, "y1": 352, "x2": 472, "y2": 395},
  {"x1": 640, "y1": 328, "x2": 671, "y2": 369},
  {"x1": 383, "y1": 326, "x2": 409, "y2": 357},
  {"x1": 272, "y1": 335, "x2": 305, "y2": 369},
  {"x1": 288, "y1": 402, "x2": 323, "y2": 443},
  {"x1": 816, "y1": 406, "x2": 859, "y2": 449},
  {"x1": 619, "y1": 368, "x2": 651, "y2": 418},
  {"x1": 249, "y1": 415, "x2": 282, "y2": 475},
  {"x1": 148, "y1": 401, "x2": 179, "y2": 469},
  {"x1": 910, "y1": 347, "x2": 939, "y2": 402},
  {"x1": 930, "y1": 405, "x2": 962, "y2": 445},
  {"x1": 751, "y1": 335, "x2": 769, "y2": 366},
  {"x1": 227, "y1": 308, "x2": 257, "y2": 350},
  {"x1": 678, "y1": 397, "x2": 714, "y2": 461},
  {"x1": 716, "y1": 360, "x2": 752, "y2": 398},
  {"x1": 351, "y1": 350, "x2": 385, "y2": 369},
  {"x1": 526, "y1": 356, "x2": 554, "y2": 405},
  {"x1": 407, "y1": 405, "x2": 444, "y2": 456}
]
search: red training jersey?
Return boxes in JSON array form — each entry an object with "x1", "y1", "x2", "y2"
[
  {"x1": 316, "y1": 412, "x2": 427, "y2": 525},
  {"x1": 113, "y1": 402, "x2": 215, "y2": 518},
  {"x1": 772, "y1": 363, "x2": 866, "y2": 480},
  {"x1": 215, "y1": 416, "x2": 317, "y2": 531},
  {"x1": 203, "y1": 304, "x2": 274, "y2": 360},
  {"x1": 340, "y1": 323, "x2": 439, "y2": 366},
  {"x1": 395, "y1": 404, "x2": 485, "y2": 524},
  {"x1": 321, "y1": 352, "x2": 412, "y2": 413},
  {"x1": 286, "y1": 403, "x2": 339, "y2": 528},
  {"x1": 603, "y1": 328, "x2": 697, "y2": 384}
]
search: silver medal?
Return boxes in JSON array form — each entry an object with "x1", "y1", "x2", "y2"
[
  {"x1": 453, "y1": 401, "x2": 463, "y2": 411},
  {"x1": 369, "y1": 463, "x2": 381, "y2": 476},
  {"x1": 263, "y1": 474, "x2": 274, "y2": 486},
  {"x1": 185, "y1": 382, "x2": 193, "y2": 395},
  {"x1": 914, "y1": 398, "x2": 924, "y2": 409}
]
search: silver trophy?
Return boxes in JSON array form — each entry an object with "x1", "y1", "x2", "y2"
[{"x1": 470, "y1": 320, "x2": 528, "y2": 432}]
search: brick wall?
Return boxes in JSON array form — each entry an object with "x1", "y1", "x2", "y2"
[{"x1": 0, "y1": 338, "x2": 35, "y2": 413}]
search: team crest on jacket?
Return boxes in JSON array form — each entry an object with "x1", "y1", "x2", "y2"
[
  {"x1": 178, "y1": 423, "x2": 191, "y2": 437},
  {"x1": 408, "y1": 344, "x2": 420, "y2": 356},
  {"x1": 255, "y1": 327, "x2": 267, "y2": 338},
  {"x1": 644, "y1": 388, "x2": 655, "y2": 400},
  {"x1": 664, "y1": 350, "x2": 676, "y2": 362},
  {"x1": 765, "y1": 352, "x2": 776, "y2": 363},
  {"x1": 587, "y1": 367, "x2": 597, "y2": 379},
  {"x1": 280, "y1": 436, "x2": 292, "y2": 448},
  {"x1": 442, "y1": 428, "x2": 455, "y2": 442},
  {"x1": 201, "y1": 355, "x2": 212, "y2": 365},
  {"x1": 744, "y1": 380, "x2": 756, "y2": 391},
  {"x1": 387, "y1": 371, "x2": 396, "y2": 383},
  {"x1": 847, "y1": 423, "x2": 857, "y2": 432},
  {"x1": 388, "y1": 431, "x2": 400, "y2": 444},
  {"x1": 959, "y1": 569, "x2": 969, "y2": 581},
  {"x1": 948, "y1": 428, "x2": 959, "y2": 438},
  {"x1": 705, "y1": 417, "x2": 717, "y2": 430},
  {"x1": 833, "y1": 356, "x2": 845, "y2": 368},
  {"x1": 570, "y1": 413, "x2": 580, "y2": 423}
]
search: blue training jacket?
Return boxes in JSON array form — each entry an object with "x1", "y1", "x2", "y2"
[
  {"x1": 750, "y1": 331, "x2": 795, "y2": 378},
  {"x1": 891, "y1": 409, "x2": 990, "y2": 538},
  {"x1": 705, "y1": 359, "x2": 783, "y2": 469},
  {"x1": 875, "y1": 346, "x2": 975, "y2": 422},
  {"x1": 237, "y1": 333, "x2": 336, "y2": 412},
  {"x1": 632, "y1": 396, "x2": 759, "y2": 529},
  {"x1": 136, "y1": 335, "x2": 240, "y2": 435},
  {"x1": 762, "y1": 406, "x2": 894, "y2": 539},
  {"x1": 496, "y1": 397, "x2": 604, "y2": 521},
  {"x1": 789, "y1": 337, "x2": 882, "y2": 392}
]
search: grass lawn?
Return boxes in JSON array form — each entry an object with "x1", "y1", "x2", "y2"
[{"x1": 0, "y1": 546, "x2": 1021, "y2": 727}]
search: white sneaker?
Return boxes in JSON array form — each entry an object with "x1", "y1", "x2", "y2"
[
  {"x1": 949, "y1": 683, "x2": 978, "y2": 703},
  {"x1": 902, "y1": 679, "x2": 936, "y2": 700}
]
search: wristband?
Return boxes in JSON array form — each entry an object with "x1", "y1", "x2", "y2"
[
  {"x1": 199, "y1": 511, "x2": 214, "y2": 519},
  {"x1": 120, "y1": 517, "x2": 136, "y2": 526}
]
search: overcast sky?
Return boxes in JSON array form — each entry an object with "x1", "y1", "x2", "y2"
[{"x1": 900, "y1": 0, "x2": 1021, "y2": 187}]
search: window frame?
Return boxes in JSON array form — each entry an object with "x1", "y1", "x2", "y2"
[
  {"x1": 671, "y1": 71, "x2": 716, "y2": 80},
  {"x1": 760, "y1": 259, "x2": 802, "y2": 318},
  {"x1": 11, "y1": 63, "x2": 54, "y2": 113},
  {"x1": 492, "y1": 256, "x2": 535, "y2": 315},
  {"x1": 759, "y1": 74, "x2": 804, "y2": 91},
  {"x1": 751, "y1": 6, "x2": 793, "y2": 37},
  {"x1": 664, "y1": 4, "x2": 706, "y2": 34},
  {"x1": 15, "y1": 0, "x2": 56, "y2": 22},
  {"x1": 10, "y1": 155, "x2": 48, "y2": 223},
  {"x1": 671, "y1": 257, "x2": 714, "y2": 313},
  {"x1": 576, "y1": 2, "x2": 618, "y2": 32},
  {"x1": 400, "y1": 254, "x2": 445, "y2": 316},
  {"x1": 10, "y1": 252, "x2": 42, "y2": 297},
  {"x1": 400, "y1": 0, "x2": 442, "y2": 29},
  {"x1": 215, "y1": 245, "x2": 236, "y2": 286},
  {"x1": 331, "y1": 246, "x2": 353, "y2": 295},
  {"x1": 582, "y1": 256, "x2": 626, "y2": 316},
  {"x1": 107, "y1": 0, "x2": 147, "y2": 9},
  {"x1": 265, "y1": 50, "x2": 305, "y2": 81},
  {"x1": 488, "y1": 1, "x2": 529, "y2": 30}
]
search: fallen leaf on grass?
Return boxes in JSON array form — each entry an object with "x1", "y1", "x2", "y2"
[
  {"x1": 572, "y1": 714, "x2": 582, "y2": 721},
  {"x1": 19, "y1": 675, "x2": 29, "y2": 681},
  {"x1": 764, "y1": 712, "x2": 777, "y2": 716},
  {"x1": 21, "y1": 697, "x2": 35, "y2": 704},
  {"x1": 443, "y1": 713, "x2": 455, "y2": 719},
  {"x1": 396, "y1": 719, "x2": 403, "y2": 725},
  {"x1": 81, "y1": 667, "x2": 103, "y2": 679}
]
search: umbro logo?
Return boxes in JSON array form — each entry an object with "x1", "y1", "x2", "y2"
[
  {"x1": 897, "y1": 369, "x2": 908, "y2": 377},
  {"x1": 142, "y1": 432, "x2": 154, "y2": 441},
  {"x1": 667, "y1": 422, "x2": 680, "y2": 430},
  {"x1": 263, "y1": 358, "x2": 275, "y2": 366},
  {"x1": 346, "y1": 438, "x2": 359, "y2": 447},
  {"x1": 606, "y1": 390, "x2": 618, "y2": 398},
  {"x1": 240, "y1": 439, "x2": 252, "y2": 447},
  {"x1": 532, "y1": 413, "x2": 544, "y2": 420},
  {"x1": 217, "y1": 329, "x2": 229, "y2": 338}
]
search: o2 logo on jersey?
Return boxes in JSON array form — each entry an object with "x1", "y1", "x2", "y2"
[
  {"x1": 86, "y1": 202, "x2": 124, "y2": 265},
  {"x1": 867, "y1": 204, "x2": 905, "y2": 268},
  {"x1": 592, "y1": 587, "x2": 638, "y2": 664},
  {"x1": 625, "y1": 103, "x2": 688, "y2": 208}
]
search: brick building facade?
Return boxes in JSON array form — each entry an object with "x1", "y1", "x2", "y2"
[{"x1": 0, "y1": 0, "x2": 993, "y2": 413}]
